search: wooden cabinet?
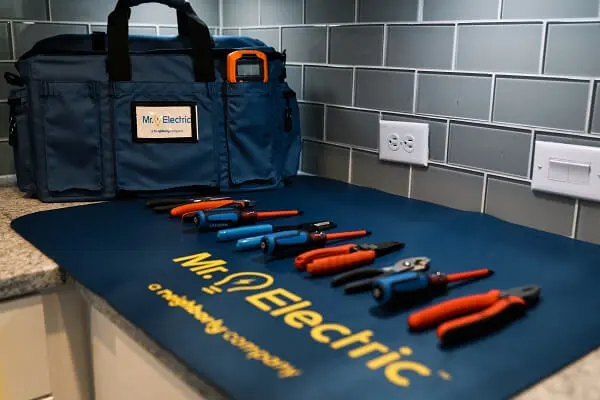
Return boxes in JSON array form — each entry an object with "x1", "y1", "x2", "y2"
[{"x1": 0, "y1": 295, "x2": 51, "y2": 400}]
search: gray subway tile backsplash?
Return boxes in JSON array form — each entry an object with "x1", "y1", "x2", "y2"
[
  {"x1": 0, "y1": 104, "x2": 9, "y2": 139},
  {"x1": 448, "y1": 122, "x2": 532, "y2": 177},
  {"x1": 545, "y1": 23, "x2": 600, "y2": 77},
  {"x1": 357, "y1": 0, "x2": 418, "y2": 22},
  {"x1": 221, "y1": 28, "x2": 240, "y2": 36},
  {"x1": 2, "y1": 0, "x2": 48, "y2": 20},
  {"x1": 91, "y1": 25, "x2": 157, "y2": 36},
  {"x1": 0, "y1": 142, "x2": 15, "y2": 174},
  {"x1": 301, "y1": 141, "x2": 349, "y2": 182},
  {"x1": 502, "y1": 0, "x2": 598, "y2": 19},
  {"x1": 223, "y1": 0, "x2": 259, "y2": 27},
  {"x1": 305, "y1": 0, "x2": 355, "y2": 24},
  {"x1": 423, "y1": 0, "x2": 499, "y2": 21},
  {"x1": 303, "y1": 66, "x2": 353, "y2": 106},
  {"x1": 577, "y1": 201, "x2": 600, "y2": 245},
  {"x1": 355, "y1": 69, "x2": 414, "y2": 113},
  {"x1": 383, "y1": 114, "x2": 447, "y2": 162},
  {"x1": 386, "y1": 25, "x2": 455, "y2": 69},
  {"x1": 13, "y1": 22, "x2": 88, "y2": 58},
  {"x1": 260, "y1": 0, "x2": 302, "y2": 25},
  {"x1": 326, "y1": 106, "x2": 380, "y2": 149},
  {"x1": 285, "y1": 66, "x2": 302, "y2": 98},
  {"x1": 456, "y1": 24, "x2": 543, "y2": 74},
  {"x1": 493, "y1": 77, "x2": 589, "y2": 132},
  {"x1": 417, "y1": 73, "x2": 492, "y2": 120},
  {"x1": 485, "y1": 177, "x2": 575, "y2": 237},
  {"x1": 592, "y1": 82, "x2": 600, "y2": 134},
  {"x1": 412, "y1": 165, "x2": 484, "y2": 212},
  {"x1": 329, "y1": 25, "x2": 383, "y2": 66},
  {"x1": 351, "y1": 150, "x2": 410, "y2": 197},
  {"x1": 0, "y1": 23, "x2": 12, "y2": 60},
  {"x1": 241, "y1": 28, "x2": 280, "y2": 49},
  {"x1": 299, "y1": 103, "x2": 324, "y2": 140},
  {"x1": 281, "y1": 27, "x2": 327, "y2": 63}
]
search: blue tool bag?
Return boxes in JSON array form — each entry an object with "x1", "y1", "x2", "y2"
[{"x1": 5, "y1": 0, "x2": 301, "y2": 202}]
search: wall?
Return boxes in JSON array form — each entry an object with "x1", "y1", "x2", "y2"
[
  {"x1": 220, "y1": 0, "x2": 600, "y2": 245},
  {"x1": 2, "y1": 0, "x2": 600, "y2": 244}
]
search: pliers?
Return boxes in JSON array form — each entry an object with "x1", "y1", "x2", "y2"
[
  {"x1": 294, "y1": 242, "x2": 405, "y2": 276},
  {"x1": 407, "y1": 285, "x2": 541, "y2": 345},
  {"x1": 331, "y1": 256, "x2": 430, "y2": 294}
]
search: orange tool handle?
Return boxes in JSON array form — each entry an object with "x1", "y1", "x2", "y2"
[
  {"x1": 324, "y1": 230, "x2": 370, "y2": 241},
  {"x1": 407, "y1": 289, "x2": 502, "y2": 330},
  {"x1": 437, "y1": 296, "x2": 527, "y2": 343},
  {"x1": 446, "y1": 268, "x2": 492, "y2": 282},
  {"x1": 255, "y1": 210, "x2": 301, "y2": 219},
  {"x1": 306, "y1": 250, "x2": 376, "y2": 276},
  {"x1": 170, "y1": 200, "x2": 234, "y2": 217},
  {"x1": 294, "y1": 244, "x2": 357, "y2": 271}
]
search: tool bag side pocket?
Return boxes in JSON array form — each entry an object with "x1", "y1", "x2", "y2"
[
  {"x1": 279, "y1": 83, "x2": 301, "y2": 180},
  {"x1": 8, "y1": 87, "x2": 35, "y2": 193}
]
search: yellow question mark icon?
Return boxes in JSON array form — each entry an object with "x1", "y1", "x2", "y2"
[{"x1": 201, "y1": 272, "x2": 274, "y2": 295}]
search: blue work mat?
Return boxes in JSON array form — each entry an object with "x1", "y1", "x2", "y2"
[{"x1": 11, "y1": 176, "x2": 600, "y2": 399}]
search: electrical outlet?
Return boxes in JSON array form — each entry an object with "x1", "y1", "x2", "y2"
[{"x1": 379, "y1": 120, "x2": 429, "y2": 166}]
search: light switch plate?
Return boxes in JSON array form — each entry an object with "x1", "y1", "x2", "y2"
[
  {"x1": 532, "y1": 141, "x2": 600, "y2": 201},
  {"x1": 379, "y1": 120, "x2": 429, "y2": 166}
]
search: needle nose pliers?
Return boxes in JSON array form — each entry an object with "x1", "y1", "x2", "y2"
[
  {"x1": 331, "y1": 256, "x2": 430, "y2": 294},
  {"x1": 407, "y1": 285, "x2": 541, "y2": 345}
]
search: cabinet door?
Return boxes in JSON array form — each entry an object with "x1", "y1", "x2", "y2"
[{"x1": 0, "y1": 295, "x2": 51, "y2": 400}]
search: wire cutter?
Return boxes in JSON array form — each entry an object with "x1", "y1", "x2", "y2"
[
  {"x1": 331, "y1": 256, "x2": 430, "y2": 294},
  {"x1": 407, "y1": 285, "x2": 541, "y2": 345},
  {"x1": 294, "y1": 242, "x2": 405, "y2": 276},
  {"x1": 145, "y1": 196, "x2": 231, "y2": 213}
]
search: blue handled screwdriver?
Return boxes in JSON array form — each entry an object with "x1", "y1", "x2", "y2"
[
  {"x1": 217, "y1": 220, "x2": 336, "y2": 242},
  {"x1": 235, "y1": 221, "x2": 337, "y2": 251}
]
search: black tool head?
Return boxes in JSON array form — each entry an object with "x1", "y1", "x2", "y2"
[
  {"x1": 502, "y1": 285, "x2": 541, "y2": 305},
  {"x1": 354, "y1": 242, "x2": 405, "y2": 257}
]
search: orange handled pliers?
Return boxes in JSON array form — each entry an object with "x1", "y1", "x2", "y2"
[
  {"x1": 407, "y1": 285, "x2": 541, "y2": 345},
  {"x1": 171, "y1": 199, "x2": 255, "y2": 218},
  {"x1": 294, "y1": 242, "x2": 405, "y2": 276}
]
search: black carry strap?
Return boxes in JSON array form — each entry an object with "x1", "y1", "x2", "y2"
[{"x1": 106, "y1": 0, "x2": 215, "y2": 82}]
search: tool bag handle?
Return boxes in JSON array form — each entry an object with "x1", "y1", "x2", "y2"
[{"x1": 106, "y1": 0, "x2": 215, "y2": 82}]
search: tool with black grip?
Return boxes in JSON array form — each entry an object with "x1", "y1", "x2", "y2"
[
  {"x1": 261, "y1": 230, "x2": 371, "y2": 259},
  {"x1": 294, "y1": 242, "x2": 405, "y2": 276},
  {"x1": 233, "y1": 221, "x2": 337, "y2": 251},
  {"x1": 217, "y1": 220, "x2": 336, "y2": 242},
  {"x1": 175, "y1": 199, "x2": 255, "y2": 219},
  {"x1": 194, "y1": 209, "x2": 302, "y2": 231},
  {"x1": 407, "y1": 285, "x2": 541, "y2": 345},
  {"x1": 372, "y1": 268, "x2": 494, "y2": 307},
  {"x1": 145, "y1": 196, "x2": 231, "y2": 213},
  {"x1": 331, "y1": 256, "x2": 430, "y2": 294}
]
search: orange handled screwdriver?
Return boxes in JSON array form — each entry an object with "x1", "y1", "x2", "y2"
[
  {"x1": 294, "y1": 242, "x2": 405, "y2": 276},
  {"x1": 261, "y1": 230, "x2": 371, "y2": 259},
  {"x1": 171, "y1": 199, "x2": 255, "y2": 218},
  {"x1": 372, "y1": 268, "x2": 493, "y2": 307}
]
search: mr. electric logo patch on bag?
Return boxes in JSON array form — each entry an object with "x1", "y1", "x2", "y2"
[{"x1": 132, "y1": 102, "x2": 198, "y2": 143}]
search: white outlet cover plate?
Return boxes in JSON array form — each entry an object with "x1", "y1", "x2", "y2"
[
  {"x1": 379, "y1": 120, "x2": 429, "y2": 166},
  {"x1": 532, "y1": 141, "x2": 600, "y2": 202}
]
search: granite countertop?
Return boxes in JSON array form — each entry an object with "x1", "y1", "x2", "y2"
[{"x1": 1, "y1": 185, "x2": 600, "y2": 399}]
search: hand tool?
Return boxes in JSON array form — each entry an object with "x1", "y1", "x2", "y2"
[
  {"x1": 293, "y1": 242, "x2": 405, "y2": 276},
  {"x1": 407, "y1": 285, "x2": 541, "y2": 345},
  {"x1": 261, "y1": 230, "x2": 371, "y2": 259},
  {"x1": 227, "y1": 50, "x2": 268, "y2": 83},
  {"x1": 372, "y1": 269, "x2": 493, "y2": 307},
  {"x1": 194, "y1": 209, "x2": 302, "y2": 231},
  {"x1": 331, "y1": 257, "x2": 430, "y2": 294},
  {"x1": 172, "y1": 199, "x2": 255, "y2": 218},
  {"x1": 145, "y1": 196, "x2": 230, "y2": 213},
  {"x1": 217, "y1": 220, "x2": 336, "y2": 242},
  {"x1": 233, "y1": 222, "x2": 338, "y2": 251}
]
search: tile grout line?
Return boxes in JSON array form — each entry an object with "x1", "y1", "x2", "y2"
[
  {"x1": 527, "y1": 130, "x2": 536, "y2": 179},
  {"x1": 480, "y1": 173, "x2": 488, "y2": 213},
  {"x1": 278, "y1": 26, "x2": 282, "y2": 51},
  {"x1": 300, "y1": 65, "x2": 305, "y2": 100},
  {"x1": 219, "y1": 0, "x2": 224, "y2": 29},
  {"x1": 257, "y1": 0, "x2": 262, "y2": 25},
  {"x1": 417, "y1": 0, "x2": 424, "y2": 22},
  {"x1": 538, "y1": 22, "x2": 548, "y2": 74},
  {"x1": 354, "y1": 0, "x2": 359, "y2": 22},
  {"x1": 571, "y1": 199, "x2": 580, "y2": 239},
  {"x1": 9, "y1": 22, "x2": 16, "y2": 60},
  {"x1": 598, "y1": 0, "x2": 600, "y2": 17},
  {"x1": 444, "y1": 120, "x2": 450, "y2": 163},
  {"x1": 325, "y1": 26, "x2": 330, "y2": 64},
  {"x1": 408, "y1": 165, "x2": 413, "y2": 198},
  {"x1": 451, "y1": 23, "x2": 458, "y2": 70},
  {"x1": 47, "y1": 0, "x2": 53, "y2": 21},
  {"x1": 348, "y1": 148, "x2": 353, "y2": 183},
  {"x1": 585, "y1": 80, "x2": 595, "y2": 133},
  {"x1": 323, "y1": 104, "x2": 328, "y2": 141},
  {"x1": 497, "y1": 0, "x2": 504, "y2": 19},
  {"x1": 87, "y1": 23, "x2": 92, "y2": 34},
  {"x1": 382, "y1": 24, "x2": 388, "y2": 66},
  {"x1": 351, "y1": 67, "x2": 357, "y2": 106},
  {"x1": 488, "y1": 74, "x2": 496, "y2": 122},
  {"x1": 412, "y1": 71, "x2": 419, "y2": 113},
  {"x1": 302, "y1": 0, "x2": 306, "y2": 24}
]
